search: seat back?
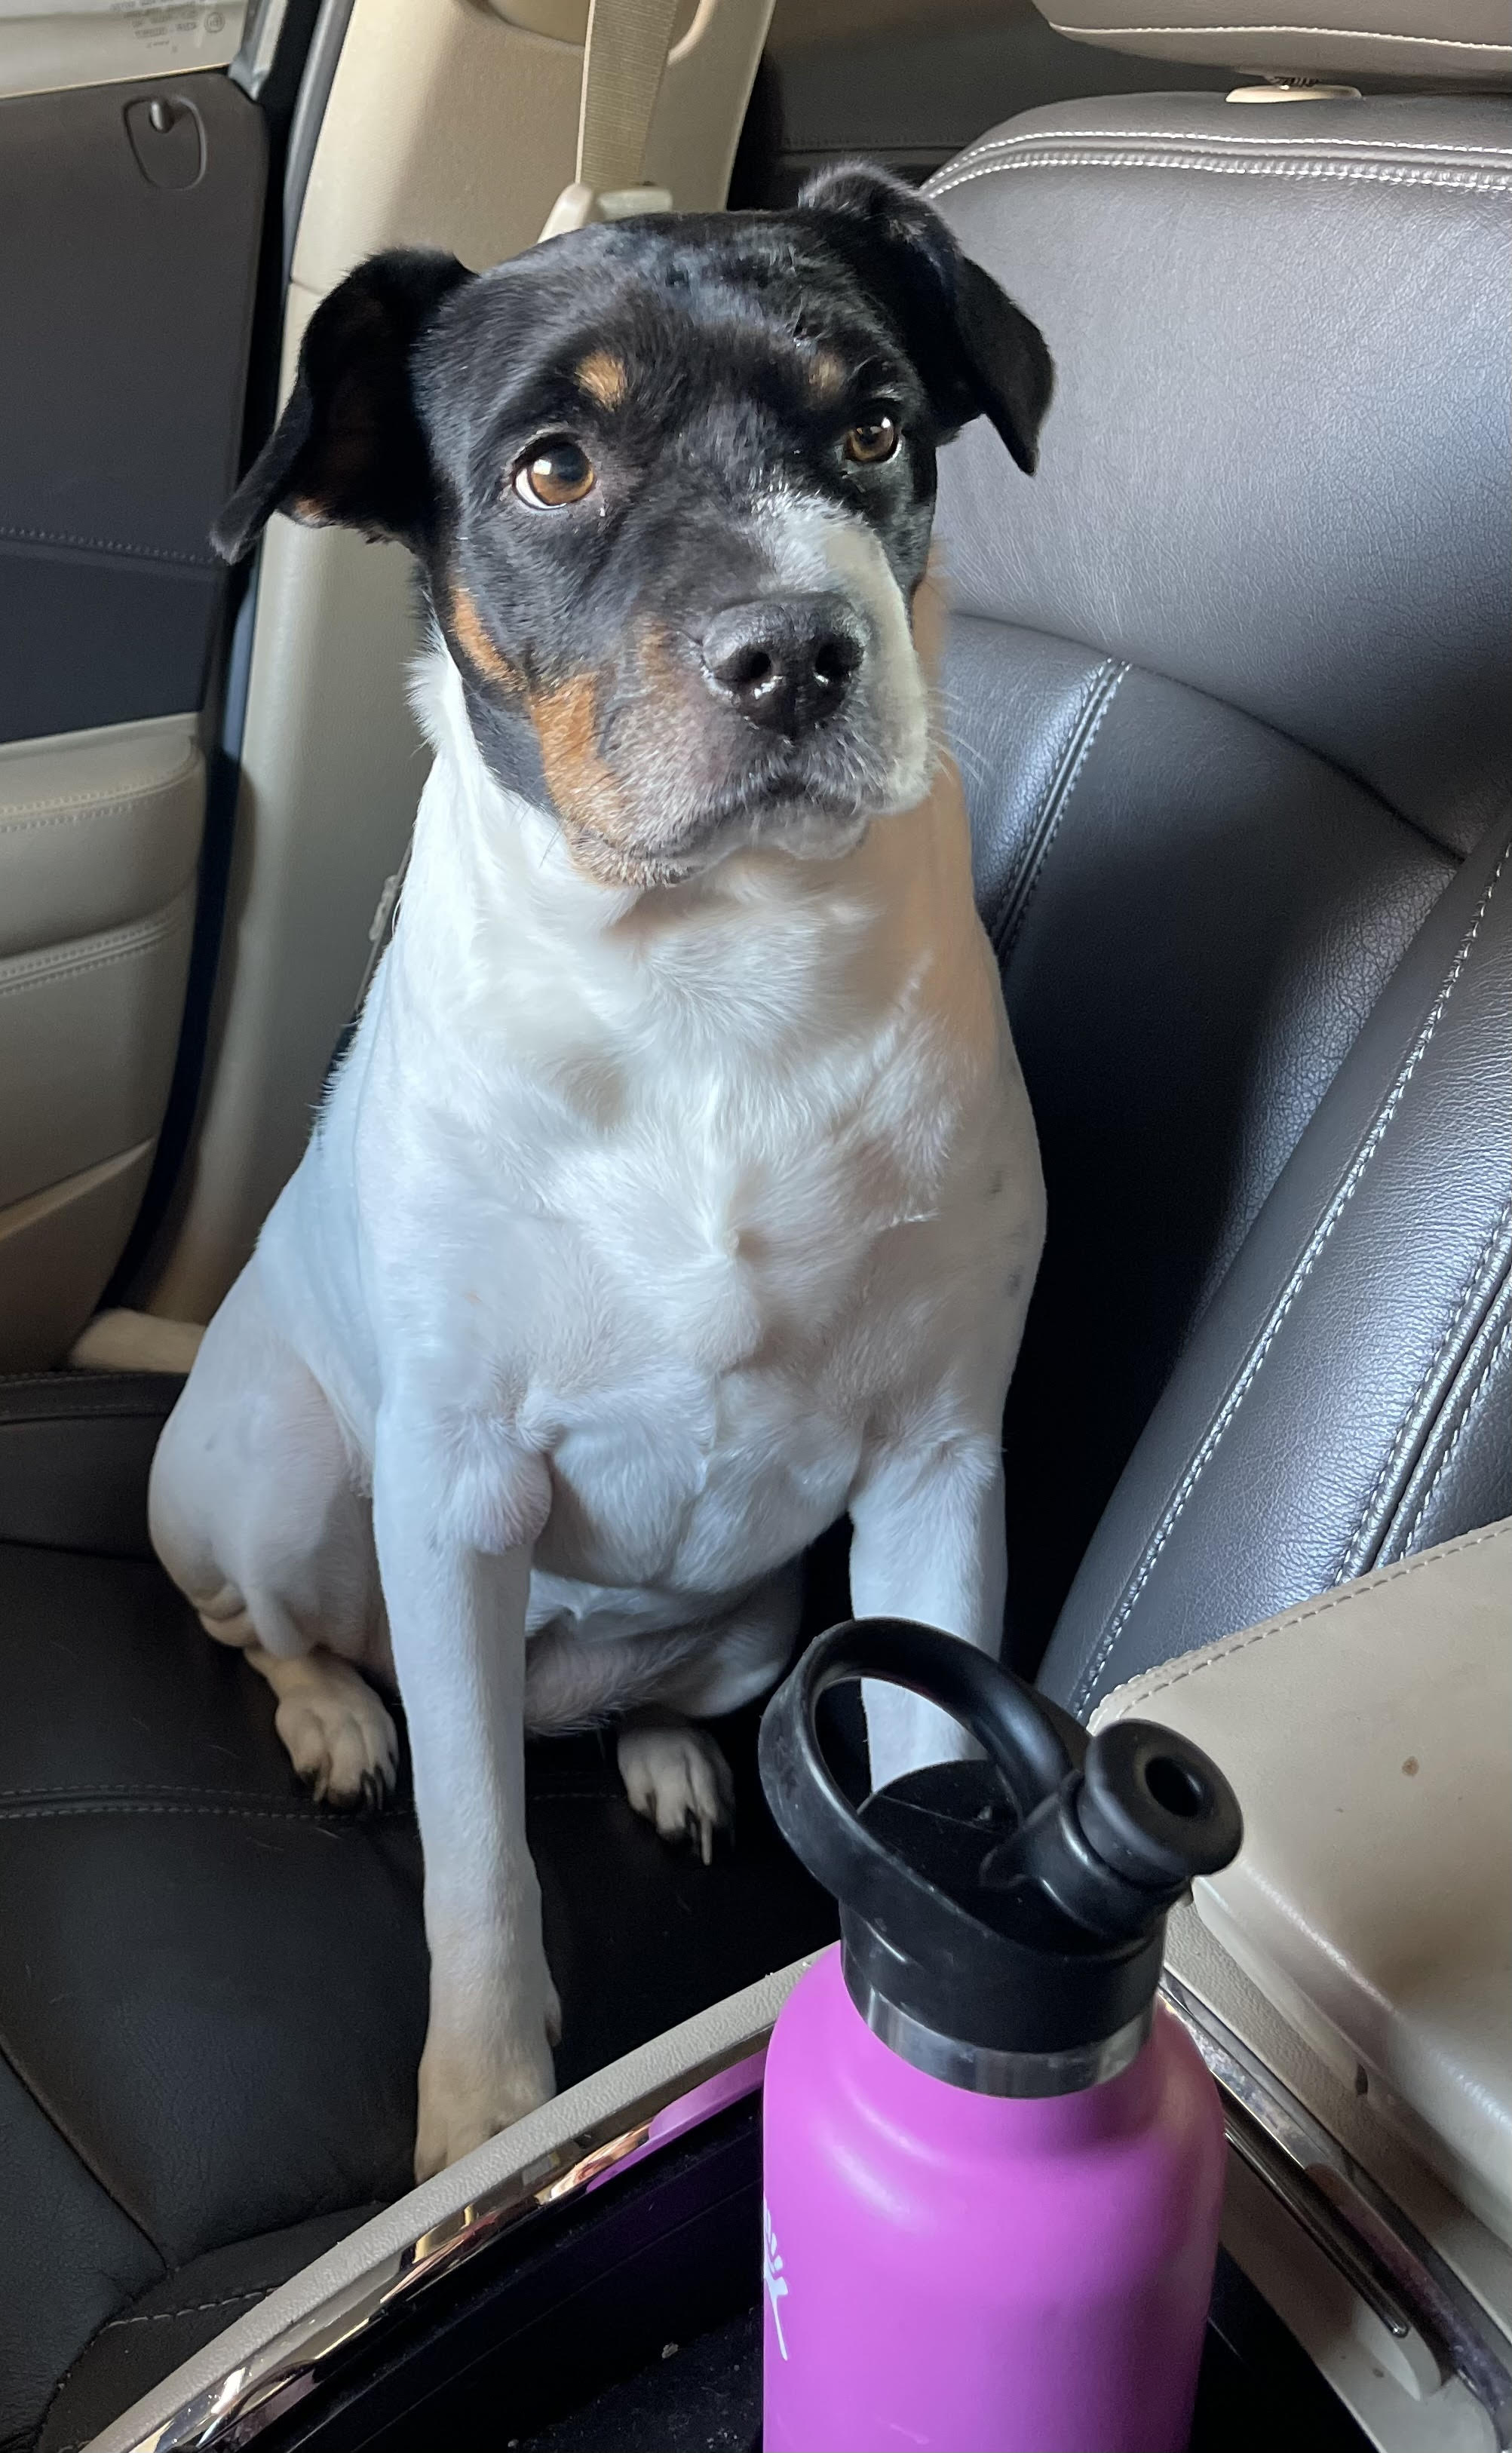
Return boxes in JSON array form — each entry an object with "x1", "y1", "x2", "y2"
[
  {"x1": 926, "y1": 90, "x2": 1511, "y2": 1695},
  {"x1": 1028, "y1": 0, "x2": 1511, "y2": 85}
]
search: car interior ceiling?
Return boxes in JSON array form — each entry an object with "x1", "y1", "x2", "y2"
[{"x1": 0, "y1": 0, "x2": 1507, "y2": 2447}]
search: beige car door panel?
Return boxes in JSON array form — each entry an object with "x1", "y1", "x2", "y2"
[
  {"x1": 0, "y1": 714, "x2": 203, "y2": 959},
  {"x1": 0, "y1": 51, "x2": 268, "y2": 1365},
  {"x1": 0, "y1": 716, "x2": 203, "y2": 1369}
]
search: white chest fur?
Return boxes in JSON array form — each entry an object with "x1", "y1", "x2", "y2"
[{"x1": 265, "y1": 649, "x2": 1038, "y2": 1613}]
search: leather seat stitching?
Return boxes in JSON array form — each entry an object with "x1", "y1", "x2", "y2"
[
  {"x1": 0, "y1": 1412, "x2": 170, "y2": 1427},
  {"x1": 0, "y1": 1414, "x2": 170, "y2": 1430},
  {"x1": 1043, "y1": 20, "x2": 1508, "y2": 49},
  {"x1": 0, "y1": 1373, "x2": 179, "y2": 1394},
  {"x1": 0, "y1": 1401, "x2": 176, "y2": 1420},
  {"x1": 0, "y1": 2028, "x2": 166, "y2": 2405},
  {"x1": 1098, "y1": 1520, "x2": 1507, "y2": 1713},
  {"x1": 941, "y1": 129, "x2": 1512, "y2": 170},
  {"x1": 44, "y1": 2292, "x2": 275, "y2": 2453},
  {"x1": 1069, "y1": 839, "x2": 1510, "y2": 1714},
  {"x1": 100, "y1": 2285, "x2": 268, "y2": 2332},
  {"x1": 929, "y1": 155, "x2": 1512, "y2": 201},
  {"x1": 0, "y1": 749, "x2": 201, "y2": 823},
  {"x1": 985, "y1": 655, "x2": 1113, "y2": 957},
  {"x1": 0, "y1": 1779, "x2": 394, "y2": 1806},
  {"x1": 0, "y1": 897, "x2": 192, "y2": 1001},
  {"x1": 0, "y1": 799, "x2": 196, "y2": 844},
  {"x1": 1339, "y1": 1194, "x2": 1512, "y2": 1579},
  {"x1": 1397, "y1": 1305, "x2": 1512, "y2": 1555},
  {"x1": 0, "y1": 1798, "x2": 409, "y2": 1824},
  {"x1": 992, "y1": 664, "x2": 1127, "y2": 964},
  {"x1": 0, "y1": 520, "x2": 217, "y2": 570}
]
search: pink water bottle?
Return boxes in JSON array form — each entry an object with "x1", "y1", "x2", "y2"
[{"x1": 758, "y1": 1617, "x2": 1243, "y2": 2453}]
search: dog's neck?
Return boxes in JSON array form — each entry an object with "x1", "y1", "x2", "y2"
[{"x1": 387, "y1": 645, "x2": 939, "y2": 1075}]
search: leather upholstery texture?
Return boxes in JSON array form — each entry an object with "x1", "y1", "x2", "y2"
[
  {"x1": 925, "y1": 95, "x2": 1512, "y2": 1688},
  {"x1": 1023, "y1": 0, "x2": 1512, "y2": 85},
  {"x1": 933, "y1": 98, "x2": 1512, "y2": 858},
  {"x1": 0, "y1": 1378, "x2": 836, "y2": 2453},
  {"x1": 1040, "y1": 807, "x2": 1512, "y2": 1708}
]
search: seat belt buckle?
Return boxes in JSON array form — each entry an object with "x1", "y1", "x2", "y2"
[{"x1": 539, "y1": 179, "x2": 673, "y2": 239}]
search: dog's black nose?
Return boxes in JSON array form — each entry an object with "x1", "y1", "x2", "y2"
[{"x1": 702, "y1": 596, "x2": 863, "y2": 734}]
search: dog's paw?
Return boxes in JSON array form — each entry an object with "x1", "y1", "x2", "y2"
[
  {"x1": 275, "y1": 1678, "x2": 398, "y2": 1811},
  {"x1": 617, "y1": 1722, "x2": 735, "y2": 1865},
  {"x1": 413, "y1": 2028, "x2": 556, "y2": 2182}
]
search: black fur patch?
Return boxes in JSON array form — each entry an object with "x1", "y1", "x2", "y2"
[{"x1": 215, "y1": 168, "x2": 1052, "y2": 876}]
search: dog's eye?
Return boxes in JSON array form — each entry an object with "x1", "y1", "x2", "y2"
[
  {"x1": 514, "y1": 440, "x2": 596, "y2": 507},
  {"x1": 843, "y1": 410, "x2": 900, "y2": 466}
]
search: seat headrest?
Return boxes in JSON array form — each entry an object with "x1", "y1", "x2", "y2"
[
  {"x1": 928, "y1": 94, "x2": 1512, "y2": 855},
  {"x1": 1028, "y1": 1, "x2": 1511, "y2": 88}
]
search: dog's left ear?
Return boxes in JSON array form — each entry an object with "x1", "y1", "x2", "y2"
[
  {"x1": 798, "y1": 164, "x2": 1053, "y2": 475},
  {"x1": 213, "y1": 248, "x2": 474, "y2": 562}
]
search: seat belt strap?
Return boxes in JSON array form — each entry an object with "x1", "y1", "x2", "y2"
[
  {"x1": 540, "y1": 0, "x2": 681, "y2": 237},
  {"x1": 577, "y1": 0, "x2": 682, "y2": 199}
]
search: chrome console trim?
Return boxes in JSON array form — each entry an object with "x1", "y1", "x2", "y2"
[
  {"x1": 118, "y1": 1973, "x2": 1512, "y2": 2452},
  {"x1": 119, "y1": 2033, "x2": 769, "y2": 2452},
  {"x1": 1161, "y1": 1972, "x2": 1512, "y2": 2448}
]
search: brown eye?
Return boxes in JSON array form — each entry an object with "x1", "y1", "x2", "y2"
[
  {"x1": 843, "y1": 410, "x2": 900, "y2": 465},
  {"x1": 514, "y1": 440, "x2": 596, "y2": 507}
]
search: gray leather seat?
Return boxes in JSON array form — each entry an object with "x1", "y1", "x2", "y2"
[{"x1": 927, "y1": 67, "x2": 1511, "y2": 1707}]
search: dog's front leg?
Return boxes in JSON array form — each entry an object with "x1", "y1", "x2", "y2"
[
  {"x1": 372, "y1": 1409, "x2": 556, "y2": 2181},
  {"x1": 848, "y1": 1433, "x2": 1007, "y2": 1793}
]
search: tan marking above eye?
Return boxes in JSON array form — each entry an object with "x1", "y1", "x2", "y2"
[
  {"x1": 516, "y1": 440, "x2": 597, "y2": 507},
  {"x1": 576, "y1": 351, "x2": 628, "y2": 409},
  {"x1": 844, "y1": 410, "x2": 900, "y2": 465},
  {"x1": 806, "y1": 349, "x2": 848, "y2": 405}
]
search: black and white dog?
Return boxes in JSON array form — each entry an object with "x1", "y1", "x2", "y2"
[{"x1": 149, "y1": 167, "x2": 1050, "y2": 2179}]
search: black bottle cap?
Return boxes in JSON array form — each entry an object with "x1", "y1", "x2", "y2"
[{"x1": 759, "y1": 1619, "x2": 1242, "y2": 2075}]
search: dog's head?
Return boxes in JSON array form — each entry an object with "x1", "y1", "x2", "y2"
[{"x1": 217, "y1": 167, "x2": 1051, "y2": 888}]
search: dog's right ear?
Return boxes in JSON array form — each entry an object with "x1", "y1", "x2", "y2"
[
  {"x1": 212, "y1": 249, "x2": 474, "y2": 563},
  {"x1": 798, "y1": 164, "x2": 1052, "y2": 477}
]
